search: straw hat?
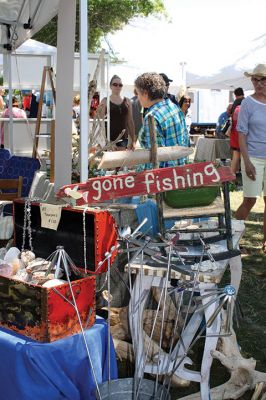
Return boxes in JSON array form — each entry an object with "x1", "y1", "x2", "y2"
[{"x1": 244, "y1": 63, "x2": 266, "y2": 77}]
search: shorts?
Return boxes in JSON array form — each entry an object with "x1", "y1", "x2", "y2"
[{"x1": 241, "y1": 156, "x2": 266, "y2": 198}]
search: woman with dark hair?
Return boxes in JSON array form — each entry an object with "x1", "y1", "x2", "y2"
[
  {"x1": 98, "y1": 75, "x2": 135, "y2": 149},
  {"x1": 179, "y1": 95, "x2": 192, "y2": 137},
  {"x1": 179, "y1": 95, "x2": 191, "y2": 114}
]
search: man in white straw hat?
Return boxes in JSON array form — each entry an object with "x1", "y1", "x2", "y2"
[{"x1": 235, "y1": 63, "x2": 266, "y2": 253}]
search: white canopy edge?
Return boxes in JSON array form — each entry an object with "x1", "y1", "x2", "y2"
[{"x1": 0, "y1": 0, "x2": 60, "y2": 53}]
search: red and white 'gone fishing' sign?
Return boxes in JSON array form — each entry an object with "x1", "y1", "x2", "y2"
[{"x1": 57, "y1": 162, "x2": 234, "y2": 206}]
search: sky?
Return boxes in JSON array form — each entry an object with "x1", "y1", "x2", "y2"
[{"x1": 104, "y1": 0, "x2": 266, "y2": 86}]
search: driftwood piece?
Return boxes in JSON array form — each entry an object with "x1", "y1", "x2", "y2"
[
  {"x1": 105, "y1": 306, "x2": 180, "y2": 349},
  {"x1": 112, "y1": 337, "x2": 189, "y2": 388},
  {"x1": 177, "y1": 310, "x2": 266, "y2": 400},
  {"x1": 151, "y1": 287, "x2": 184, "y2": 321},
  {"x1": 97, "y1": 145, "x2": 193, "y2": 169},
  {"x1": 107, "y1": 305, "x2": 190, "y2": 389},
  {"x1": 113, "y1": 338, "x2": 135, "y2": 363},
  {"x1": 89, "y1": 130, "x2": 126, "y2": 163}
]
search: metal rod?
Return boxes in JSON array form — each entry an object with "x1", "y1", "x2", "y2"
[
  {"x1": 60, "y1": 250, "x2": 102, "y2": 399},
  {"x1": 155, "y1": 244, "x2": 173, "y2": 393}
]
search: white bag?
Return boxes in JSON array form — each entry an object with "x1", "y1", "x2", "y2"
[{"x1": 0, "y1": 214, "x2": 13, "y2": 240}]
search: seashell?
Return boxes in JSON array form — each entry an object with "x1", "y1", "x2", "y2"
[
  {"x1": 0, "y1": 263, "x2": 13, "y2": 277},
  {"x1": 42, "y1": 278, "x2": 67, "y2": 288},
  {"x1": 26, "y1": 259, "x2": 50, "y2": 273},
  {"x1": 4, "y1": 247, "x2": 21, "y2": 263},
  {"x1": 13, "y1": 269, "x2": 31, "y2": 282},
  {"x1": 191, "y1": 260, "x2": 218, "y2": 272},
  {"x1": 30, "y1": 271, "x2": 54, "y2": 285},
  {"x1": 11, "y1": 258, "x2": 21, "y2": 275},
  {"x1": 20, "y1": 250, "x2": 35, "y2": 265},
  {"x1": 102, "y1": 290, "x2": 113, "y2": 303}
]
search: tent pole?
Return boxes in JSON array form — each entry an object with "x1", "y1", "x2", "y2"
[
  {"x1": 79, "y1": 0, "x2": 89, "y2": 182},
  {"x1": 54, "y1": 0, "x2": 76, "y2": 190},
  {"x1": 7, "y1": 52, "x2": 14, "y2": 154}
]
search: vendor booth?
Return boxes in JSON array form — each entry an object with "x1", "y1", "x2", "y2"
[{"x1": 0, "y1": 2, "x2": 261, "y2": 400}]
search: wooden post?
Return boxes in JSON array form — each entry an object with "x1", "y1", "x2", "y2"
[
  {"x1": 148, "y1": 115, "x2": 165, "y2": 235},
  {"x1": 47, "y1": 67, "x2": 56, "y2": 104}
]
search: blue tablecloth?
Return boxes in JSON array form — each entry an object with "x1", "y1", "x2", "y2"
[{"x1": 0, "y1": 317, "x2": 117, "y2": 400}]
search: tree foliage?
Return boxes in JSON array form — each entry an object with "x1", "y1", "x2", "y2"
[{"x1": 34, "y1": 0, "x2": 165, "y2": 52}]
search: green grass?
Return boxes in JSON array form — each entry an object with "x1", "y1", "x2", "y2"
[{"x1": 230, "y1": 190, "x2": 266, "y2": 374}]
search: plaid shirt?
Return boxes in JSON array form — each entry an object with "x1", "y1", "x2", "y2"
[{"x1": 139, "y1": 98, "x2": 189, "y2": 169}]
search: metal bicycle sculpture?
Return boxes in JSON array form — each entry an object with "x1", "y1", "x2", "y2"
[{"x1": 114, "y1": 224, "x2": 238, "y2": 400}]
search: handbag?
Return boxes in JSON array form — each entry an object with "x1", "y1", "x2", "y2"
[{"x1": 222, "y1": 117, "x2": 232, "y2": 137}]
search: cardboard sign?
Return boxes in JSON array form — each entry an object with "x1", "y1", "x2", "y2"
[
  {"x1": 57, "y1": 162, "x2": 235, "y2": 206},
  {"x1": 40, "y1": 203, "x2": 62, "y2": 230}
]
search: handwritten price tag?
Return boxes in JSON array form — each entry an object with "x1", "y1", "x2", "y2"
[{"x1": 40, "y1": 203, "x2": 62, "y2": 230}]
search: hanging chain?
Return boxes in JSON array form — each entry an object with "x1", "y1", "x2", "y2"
[
  {"x1": 22, "y1": 199, "x2": 28, "y2": 251},
  {"x1": 22, "y1": 197, "x2": 41, "y2": 252},
  {"x1": 27, "y1": 199, "x2": 33, "y2": 251},
  {"x1": 22, "y1": 198, "x2": 34, "y2": 252}
]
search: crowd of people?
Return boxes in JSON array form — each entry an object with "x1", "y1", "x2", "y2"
[
  {"x1": 3, "y1": 63, "x2": 265, "y2": 251},
  {"x1": 95, "y1": 64, "x2": 266, "y2": 252},
  {"x1": 96, "y1": 72, "x2": 191, "y2": 163}
]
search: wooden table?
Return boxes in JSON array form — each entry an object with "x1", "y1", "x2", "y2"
[{"x1": 126, "y1": 220, "x2": 244, "y2": 400}]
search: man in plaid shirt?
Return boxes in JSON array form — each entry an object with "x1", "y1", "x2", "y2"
[{"x1": 135, "y1": 72, "x2": 189, "y2": 169}]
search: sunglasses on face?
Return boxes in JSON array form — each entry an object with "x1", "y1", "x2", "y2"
[
  {"x1": 251, "y1": 77, "x2": 266, "y2": 83},
  {"x1": 112, "y1": 83, "x2": 123, "y2": 87}
]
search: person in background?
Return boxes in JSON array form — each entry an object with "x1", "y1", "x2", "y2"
[
  {"x1": 1, "y1": 96, "x2": 27, "y2": 146},
  {"x1": 22, "y1": 90, "x2": 32, "y2": 117},
  {"x1": 135, "y1": 72, "x2": 189, "y2": 169},
  {"x1": 179, "y1": 95, "x2": 192, "y2": 136},
  {"x1": 230, "y1": 87, "x2": 245, "y2": 174},
  {"x1": 131, "y1": 88, "x2": 143, "y2": 137},
  {"x1": 29, "y1": 91, "x2": 38, "y2": 118},
  {"x1": 0, "y1": 87, "x2": 5, "y2": 113},
  {"x1": 72, "y1": 94, "x2": 80, "y2": 119},
  {"x1": 98, "y1": 75, "x2": 135, "y2": 150},
  {"x1": 159, "y1": 73, "x2": 179, "y2": 106},
  {"x1": 234, "y1": 64, "x2": 266, "y2": 253},
  {"x1": 215, "y1": 103, "x2": 233, "y2": 138}
]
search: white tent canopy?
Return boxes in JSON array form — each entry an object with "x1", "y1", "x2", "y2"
[
  {"x1": 14, "y1": 38, "x2": 57, "y2": 55},
  {"x1": 2, "y1": 38, "x2": 107, "y2": 92},
  {"x1": 0, "y1": 0, "x2": 84, "y2": 189},
  {"x1": 187, "y1": 34, "x2": 266, "y2": 90},
  {"x1": 0, "y1": 0, "x2": 60, "y2": 52},
  {"x1": 2, "y1": 39, "x2": 56, "y2": 90}
]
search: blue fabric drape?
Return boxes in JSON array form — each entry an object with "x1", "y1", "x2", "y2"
[{"x1": 0, "y1": 317, "x2": 117, "y2": 400}]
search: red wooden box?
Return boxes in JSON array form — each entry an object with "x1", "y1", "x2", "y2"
[
  {"x1": 13, "y1": 200, "x2": 118, "y2": 274},
  {"x1": 0, "y1": 200, "x2": 118, "y2": 342},
  {"x1": 0, "y1": 273, "x2": 96, "y2": 342}
]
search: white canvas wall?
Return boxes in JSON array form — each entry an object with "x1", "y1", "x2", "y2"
[{"x1": 2, "y1": 40, "x2": 108, "y2": 93}]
